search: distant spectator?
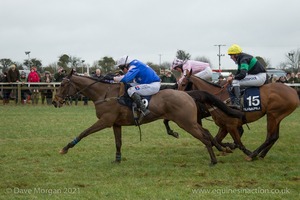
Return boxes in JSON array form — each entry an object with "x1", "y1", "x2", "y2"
[
  {"x1": 40, "y1": 71, "x2": 53, "y2": 105},
  {"x1": 271, "y1": 75, "x2": 278, "y2": 83},
  {"x1": 93, "y1": 69, "x2": 104, "y2": 80},
  {"x1": 159, "y1": 70, "x2": 177, "y2": 83},
  {"x1": 20, "y1": 71, "x2": 31, "y2": 104},
  {"x1": 159, "y1": 69, "x2": 178, "y2": 90},
  {"x1": 288, "y1": 72, "x2": 299, "y2": 89},
  {"x1": 28, "y1": 66, "x2": 41, "y2": 105},
  {"x1": 276, "y1": 76, "x2": 288, "y2": 83},
  {"x1": 288, "y1": 72, "x2": 298, "y2": 84},
  {"x1": 54, "y1": 67, "x2": 66, "y2": 82},
  {"x1": 216, "y1": 75, "x2": 227, "y2": 86},
  {"x1": 286, "y1": 72, "x2": 291, "y2": 81},
  {"x1": 7, "y1": 64, "x2": 20, "y2": 83},
  {"x1": 7, "y1": 64, "x2": 20, "y2": 103}
]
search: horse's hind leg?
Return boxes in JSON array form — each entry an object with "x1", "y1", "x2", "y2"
[
  {"x1": 163, "y1": 119, "x2": 179, "y2": 138},
  {"x1": 180, "y1": 123, "x2": 218, "y2": 165}
]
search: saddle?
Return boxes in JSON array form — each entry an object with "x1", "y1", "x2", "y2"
[
  {"x1": 117, "y1": 83, "x2": 152, "y2": 125},
  {"x1": 231, "y1": 87, "x2": 262, "y2": 112}
]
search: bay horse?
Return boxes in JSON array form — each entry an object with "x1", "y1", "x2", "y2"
[
  {"x1": 52, "y1": 70, "x2": 242, "y2": 165},
  {"x1": 177, "y1": 74, "x2": 299, "y2": 160}
]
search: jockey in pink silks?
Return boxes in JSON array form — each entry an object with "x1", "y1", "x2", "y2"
[{"x1": 171, "y1": 58, "x2": 212, "y2": 84}]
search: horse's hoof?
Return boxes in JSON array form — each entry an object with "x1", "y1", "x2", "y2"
[
  {"x1": 219, "y1": 151, "x2": 228, "y2": 156},
  {"x1": 172, "y1": 132, "x2": 179, "y2": 138},
  {"x1": 258, "y1": 156, "x2": 264, "y2": 160},
  {"x1": 209, "y1": 161, "x2": 217, "y2": 167},
  {"x1": 168, "y1": 131, "x2": 179, "y2": 138},
  {"x1": 59, "y1": 149, "x2": 68, "y2": 154},
  {"x1": 111, "y1": 160, "x2": 121, "y2": 164},
  {"x1": 245, "y1": 156, "x2": 253, "y2": 161},
  {"x1": 225, "y1": 147, "x2": 233, "y2": 153}
]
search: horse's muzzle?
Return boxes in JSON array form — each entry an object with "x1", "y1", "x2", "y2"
[
  {"x1": 52, "y1": 96, "x2": 64, "y2": 108},
  {"x1": 52, "y1": 100, "x2": 59, "y2": 108}
]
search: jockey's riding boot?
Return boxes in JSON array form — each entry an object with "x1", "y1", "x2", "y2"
[
  {"x1": 131, "y1": 93, "x2": 150, "y2": 121},
  {"x1": 232, "y1": 86, "x2": 241, "y2": 109}
]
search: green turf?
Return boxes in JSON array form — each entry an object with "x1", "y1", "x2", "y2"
[{"x1": 0, "y1": 104, "x2": 299, "y2": 200}]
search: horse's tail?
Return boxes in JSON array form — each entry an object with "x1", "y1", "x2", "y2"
[{"x1": 187, "y1": 90, "x2": 244, "y2": 119}]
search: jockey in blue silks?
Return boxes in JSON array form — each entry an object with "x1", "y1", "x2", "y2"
[{"x1": 113, "y1": 55, "x2": 161, "y2": 120}]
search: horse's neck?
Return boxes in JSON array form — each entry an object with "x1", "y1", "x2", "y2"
[
  {"x1": 72, "y1": 76, "x2": 120, "y2": 101},
  {"x1": 192, "y1": 77, "x2": 229, "y2": 100}
]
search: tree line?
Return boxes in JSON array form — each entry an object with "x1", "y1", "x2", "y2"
[{"x1": 1, "y1": 48, "x2": 300, "y2": 74}]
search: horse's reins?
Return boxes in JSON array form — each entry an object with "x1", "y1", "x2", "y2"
[{"x1": 61, "y1": 77, "x2": 120, "y2": 105}]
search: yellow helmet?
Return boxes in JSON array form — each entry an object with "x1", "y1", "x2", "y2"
[{"x1": 227, "y1": 44, "x2": 242, "y2": 55}]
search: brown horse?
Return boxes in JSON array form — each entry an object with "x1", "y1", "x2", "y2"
[
  {"x1": 52, "y1": 70, "x2": 241, "y2": 165},
  {"x1": 178, "y1": 74, "x2": 299, "y2": 160}
]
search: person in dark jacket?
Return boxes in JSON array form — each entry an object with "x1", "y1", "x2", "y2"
[
  {"x1": 7, "y1": 64, "x2": 20, "y2": 103},
  {"x1": 92, "y1": 68, "x2": 104, "y2": 80},
  {"x1": 40, "y1": 71, "x2": 54, "y2": 105},
  {"x1": 227, "y1": 44, "x2": 266, "y2": 109},
  {"x1": 54, "y1": 67, "x2": 66, "y2": 82}
]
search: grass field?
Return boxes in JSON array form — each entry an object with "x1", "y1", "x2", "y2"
[{"x1": 0, "y1": 104, "x2": 299, "y2": 200}]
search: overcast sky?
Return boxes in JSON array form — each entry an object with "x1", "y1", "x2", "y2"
[{"x1": 1, "y1": 0, "x2": 299, "y2": 70}]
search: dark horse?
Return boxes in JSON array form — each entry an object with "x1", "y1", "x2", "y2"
[
  {"x1": 52, "y1": 70, "x2": 243, "y2": 165},
  {"x1": 177, "y1": 74, "x2": 299, "y2": 160}
]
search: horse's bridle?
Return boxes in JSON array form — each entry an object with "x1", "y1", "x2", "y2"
[
  {"x1": 56, "y1": 77, "x2": 99, "y2": 104},
  {"x1": 56, "y1": 77, "x2": 120, "y2": 105}
]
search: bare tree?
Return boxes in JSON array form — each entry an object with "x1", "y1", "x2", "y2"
[
  {"x1": 194, "y1": 56, "x2": 212, "y2": 66},
  {"x1": 256, "y1": 56, "x2": 271, "y2": 69},
  {"x1": 98, "y1": 56, "x2": 115, "y2": 73},
  {"x1": 160, "y1": 61, "x2": 171, "y2": 69},
  {"x1": 176, "y1": 50, "x2": 191, "y2": 60},
  {"x1": 0, "y1": 58, "x2": 13, "y2": 72},
  {"x1": 286, "y1": 48, "x2": 300, "y2": 72}
]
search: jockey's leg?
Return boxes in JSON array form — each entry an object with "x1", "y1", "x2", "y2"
[
  {"x1": 231, "y1": 80, "x2": 240, "y2": 109},
  {"x1": 131, "y1": 92, "x2": 150, "y2": 120}
]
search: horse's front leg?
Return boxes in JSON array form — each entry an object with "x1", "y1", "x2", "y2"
[
  {"x1": 59, "y1": 118, "x2": 112, "y2": 154},
  {"x1": 163, "y1": 119, "x2": 179, "y2": 138},
  {"x1": 112, "y1": 125, "x2": 122, "y2": 163}
]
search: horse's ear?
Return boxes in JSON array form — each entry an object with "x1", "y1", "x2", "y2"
[
  {"x1": 67, "y1": 69, "x2": 73, "y2": 79},
  {"x1": 189, "y1": 69, "x2": 193, "y2": 77}
]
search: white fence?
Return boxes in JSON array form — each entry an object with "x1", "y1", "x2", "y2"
[{"x1": 0, "y1": 82, "x2": 299, "y2": 105}]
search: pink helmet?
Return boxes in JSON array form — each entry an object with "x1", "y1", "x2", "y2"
[{"x1": 171, "y1": 58, "x2": 184, "y2": 70}]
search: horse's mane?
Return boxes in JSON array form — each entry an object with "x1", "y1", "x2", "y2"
[
  {"x1": 191, "y1": 75, "x2": 223, "y2": 88},
  {"x1": 72, "y1": 74, "x2": 117, "y2": 84}
]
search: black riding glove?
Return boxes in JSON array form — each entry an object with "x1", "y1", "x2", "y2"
[{"x1": 104, "y1": 74, "x2": 114, "y2": 80}]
